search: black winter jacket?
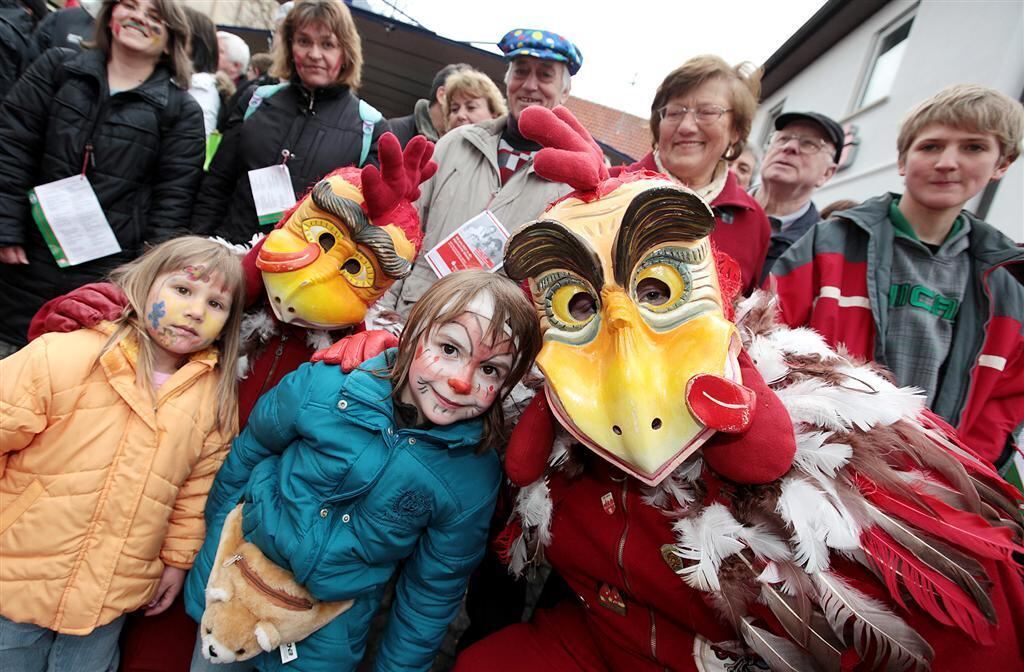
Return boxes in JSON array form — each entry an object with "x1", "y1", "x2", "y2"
[
  {"x1": 28, "y1": 6, "x2": 94, "y2": 58},
  {"x1": 0, "y1": 5, "x2": 34, "y2": 102},
  {"x1": 192, "y1": 81, "x2": 383, "y2": 245},
  {"x1": 0, "y1": 47, "x2": 205, "y2": 346}
]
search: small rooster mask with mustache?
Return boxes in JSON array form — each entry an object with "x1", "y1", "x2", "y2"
[
  {"x1": 504, "y1": 107, "x2": 795, "y2": 486},
  {"x1": 252, "y1": 133, "x2": 435, "y2": 329}
]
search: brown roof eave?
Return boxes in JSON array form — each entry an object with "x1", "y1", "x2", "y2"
[{"x1": 761, "y1": 0, "x2": 892, "y2": 99}]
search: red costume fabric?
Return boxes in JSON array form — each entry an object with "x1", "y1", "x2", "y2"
[{"x1": 459, "y1": 463, "x2": 1024, "y2": 671}]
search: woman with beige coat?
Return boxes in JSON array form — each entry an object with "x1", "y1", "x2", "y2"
[{"x1": 0, "y1": 237, "x2": 246, "y2": 671}]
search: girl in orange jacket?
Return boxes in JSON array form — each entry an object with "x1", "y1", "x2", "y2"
[{"x1": 0, "y1": 236, "x2": 246, "y2": 671}]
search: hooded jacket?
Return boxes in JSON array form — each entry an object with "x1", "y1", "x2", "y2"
[
  {"x1": 0, "y1": 325, "x2": 233, "y2": 635},
  {"x1": 184, "y1": 350, "x2": 501, "y2": 671},
  {"x1": 0, "y1": 46, "x2": 205, "y2": 347},
  {"x1": 770, "y1": 193, "x2": 1024, "y2": 465}
]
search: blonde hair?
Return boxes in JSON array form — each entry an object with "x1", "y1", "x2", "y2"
[
  {"x1": 105, "y1": 237, "x2": 247, "y2": 432},
  {"x1": 390, "y1": 271, "x2": 541, "y2": 452},
  {"x1": 649, "y1": 55, "x2": 762, "y2": 160},
  {"x1": 90, "y1": 0, "x2": 193, "y2": 85},
  {"x1": 443, "y1": 69, "x2": 507, "y2": 129},
  {"x1": 271, "y1": 0, "x2": 363, "y2": 90},
  {"x1": 897, "y1": 84, "x2": 1024, "y2": 164}
]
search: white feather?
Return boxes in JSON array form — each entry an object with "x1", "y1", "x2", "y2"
[
  {"x1": 206, "y1": 235, "x2": 253, "y2": 255},
  {"x1": 515, "y1": 479, "x2": 553, "y2": 547},
  {"x1": 673, "y1": 504, "x2": 747, "y2": 591},
  {"x1": 767, "y1": 326, "x2": 837, "y2": 359},
  {"x1": 775, "y1": 376, "x2": 924, "y2": 432},
  {"x1": 792, "y1": 430, "x2": 851, "y2": 481},
  {"x1": 305, "y1": 329, "x2": 334, "y2": 351},
  {"x1": 236, "y1": 354, "x2": 251, "y2": 380},
  {"x1": 745, "y1": 335, "x2": 789, "y2": 384},
  {"x1": 507, "y1": 533, "x2": 528, "y2": 577},
  {"x1": 742, "y1": 523, "x2": 792, "y2": 563},
  {"x1": 777, "y1": 477, "x2": 860, "y2": 573},
  {"x1": 239, "y1": 310, "x2": 278, "y2": 346},
  {"x1": 548, "y1": 428, "x2": 574, "y2": 469},
  {"x1": 641, "y1": 467, "x2": 699, "y2": 510}
]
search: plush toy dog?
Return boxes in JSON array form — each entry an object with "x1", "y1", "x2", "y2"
[{"x1": 200, "y1": 506, "x2": 353, "y2": 663}]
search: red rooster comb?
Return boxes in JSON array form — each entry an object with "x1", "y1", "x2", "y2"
[
  {"x1": 358, "y1": 132, "x2": 437, "y2": 253},
  {"x1": 518, "y1": 106, "x2": 609, "y2": 194}
]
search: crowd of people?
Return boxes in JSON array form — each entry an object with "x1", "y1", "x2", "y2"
[{"x1": 0, "y1": 0, "x2": 1022, "y2": 671}]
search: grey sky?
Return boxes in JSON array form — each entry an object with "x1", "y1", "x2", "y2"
[{"x1": 368, "y1": 0, "x2": 829, "y2": 117}]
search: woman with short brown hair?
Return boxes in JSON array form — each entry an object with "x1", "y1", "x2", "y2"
[
  {"x1": 622, "y1": 55, "x2": 770, "y2": 295},
  {"x1": 191, "y1": 0, "x2": 385, "y2": 245}
]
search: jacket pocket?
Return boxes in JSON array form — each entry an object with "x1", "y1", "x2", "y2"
[{"x1": 0, "y1": 479, "x2": 46, "y2": 534}]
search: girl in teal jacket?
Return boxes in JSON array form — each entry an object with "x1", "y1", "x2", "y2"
[{"x1": 184, "y1": 270, "x2": 541, "y2": 672}]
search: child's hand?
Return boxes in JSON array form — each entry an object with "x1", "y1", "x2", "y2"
[
  {"x1": 144, "y1": 566, "x2": 187, "y2": 616},
  {"x1": 311, "y1": 330, "x2": 398, "y2": 371}
]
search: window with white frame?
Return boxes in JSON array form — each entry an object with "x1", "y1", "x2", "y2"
[{"x1": 857, "y1": 10, "x2": 915, "y2": 109}]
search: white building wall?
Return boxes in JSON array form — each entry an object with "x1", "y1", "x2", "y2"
[{"x1": 752, "y1": 0, "x2": 1024, "y2": 241}]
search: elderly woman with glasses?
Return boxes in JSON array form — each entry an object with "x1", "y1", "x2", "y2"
[
  {"x1": 620, "y1": 55, "x2": 770, "y2": 295},
  {"x1": 191, "y1": 0, "x2": 385, "y2": 245}
]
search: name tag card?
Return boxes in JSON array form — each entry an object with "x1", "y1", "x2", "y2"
[
  {"x1": 249, "y1": 164, "x2": 297, "y2": 227},
  {"x1": 425, "y1": 210, "x2": 510, "y2": 279},
  {"x1": 28, "y1": 174, "x2": 121, "y2": 267}
]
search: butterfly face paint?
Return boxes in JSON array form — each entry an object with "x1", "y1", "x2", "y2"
[
  {"x1": 401, "y1": 302, "x2": 515, "y2": 426},
  {"x1": 144, "y1": 266, "x2": 233, "y2": 360}
]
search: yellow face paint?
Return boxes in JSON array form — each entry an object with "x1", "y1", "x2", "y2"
[{"x1": 144, "y1": 266, "x2": 232, "y2": 358}]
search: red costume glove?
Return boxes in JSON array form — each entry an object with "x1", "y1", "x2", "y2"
[
  {"x1": 505, "y1": 393, "x2": 557, "y2": 487},
  {"x1": 27, "y1": 282, "x2": 128, "y2": 341},
  {"x1": 310, "y1": 330, "x2": 398, "y2": 371}
]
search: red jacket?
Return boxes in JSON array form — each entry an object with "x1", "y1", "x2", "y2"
[
  {"x1": 770, "y1": 194, "x2": 1024, "y2": 465},
  {"x1": 620, "y1": 154, "x2": 770, "y2": 296}
]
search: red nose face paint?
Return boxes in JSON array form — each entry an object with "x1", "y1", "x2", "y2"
[{"x1": 448, "y1": 377, "x2": 472, "y2": 395}]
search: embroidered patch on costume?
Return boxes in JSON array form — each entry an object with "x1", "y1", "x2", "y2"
[
  {"x1": 601, "y1": 492, "x2": 616, "y2": 515},
  {"x1": 383, "y1": 490, "x2": 432, "y2": 524}
]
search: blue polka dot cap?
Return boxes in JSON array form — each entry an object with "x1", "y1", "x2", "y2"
[{"x1": 498, "y1": 29, "x2": 583, "y2": 76}]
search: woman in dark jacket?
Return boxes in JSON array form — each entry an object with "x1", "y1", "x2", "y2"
[
  {"x1": 0, "y1": 0, "x2": 204, "y2": 351},
  {"x1": 192, "y1": 0, "x2": 384, "y2": 245}
]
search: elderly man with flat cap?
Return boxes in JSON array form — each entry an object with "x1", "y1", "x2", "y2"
[
  {"x1": 380, "y1": 28, "x2": 583, "y2": 317},
  {"x1": 754, "y1": 111, "x2": 845, "y2": 280}
]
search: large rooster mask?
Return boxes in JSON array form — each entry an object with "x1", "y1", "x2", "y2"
[
  {"x1": 505, "y1": 107, "x2": 777, "y2": 486},
  {"x1": 252, "y1": 133, "x2": 435, "y2": 329}
]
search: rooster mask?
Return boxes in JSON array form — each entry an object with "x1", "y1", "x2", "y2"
[
  {"x1": 505, "y1": 107, "x2": 788, "y2": 486},
  {"x1": 253, "y1": 133, "x2": 435, "y2": 329}
]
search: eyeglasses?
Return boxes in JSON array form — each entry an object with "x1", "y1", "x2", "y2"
[
  {"x1": 767, "y1": 131, "x2": 832, "y2": 156},
  {"x1": 116, "y1": 0, "x2": 165, "y2": 32},
  {"x1": 292, "y1": 36, "x2": 341, "y2": 52},
  {"x1": 657, "y1": 105, "x2": 732, "y2": 126}
]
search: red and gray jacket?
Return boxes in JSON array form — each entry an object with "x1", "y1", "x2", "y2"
[{"x1": 769, "y1": 193, "x2": 1024, "y2": 465}]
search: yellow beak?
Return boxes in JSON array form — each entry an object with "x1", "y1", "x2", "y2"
[{"x1": 538, "y1": 286, "x2": 738, "y2": 485}]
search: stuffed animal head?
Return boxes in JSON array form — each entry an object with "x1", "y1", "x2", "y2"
[
  {"x1": 201, "y1": 507, "x2": 353, "y2": 663},
  {"x1": 200, "y1": 581, "x2": 282, "y2": 663}
]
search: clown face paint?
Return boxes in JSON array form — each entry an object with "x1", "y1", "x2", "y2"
[
  {"x1": 144, "y1": 266, "x2": 233, "y2": 371},
  {"x1": 400, "y1": 311, "x2": 514, "y2": 426}
]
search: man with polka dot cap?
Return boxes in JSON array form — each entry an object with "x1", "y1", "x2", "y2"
[{"x1": 378, "y1": 28, "x2": 584, "y2": 319}]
